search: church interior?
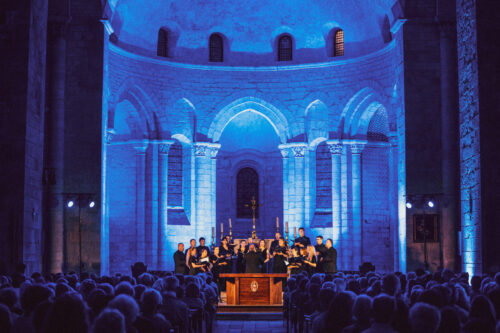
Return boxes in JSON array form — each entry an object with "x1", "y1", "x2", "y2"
[{"x1": 1, "y1": 0, "x2": 500, "y2": 332}]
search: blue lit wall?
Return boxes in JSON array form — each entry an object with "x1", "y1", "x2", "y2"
[{"x1": 100, "y1": 0, "x2": 406, "y2": 274}]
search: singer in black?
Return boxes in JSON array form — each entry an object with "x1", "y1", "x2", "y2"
[
  {"x1": 257, "y1": 239, "x2": 270, "y2": 273},
  {"x1": 196, "y1": 237, "x2": 210, "y2": 258},
  {"x1": 294, "y1": 227, "x2": 311, "y2": 249},
  {"x1": 173, "y1": 243, "x2": 188, "y2": 274},
  {"x1": 245, "y1": 244, "x2": 263, "y2": 273},
  {"x1": 288, "y1": 247, "x2": 304, "y2": 275},
  {"x1": 323, "y1": 238, "x2": 338, "y2": 274},
  {"x1": 314, "y1": 235, "x2": 327, "y2": 272},
  {"x1": 272, "y1": 237, "x2": 288, "y2": 273},
  {"x1": 235, "y1": 240, "x2": 248, "y2": 273}
]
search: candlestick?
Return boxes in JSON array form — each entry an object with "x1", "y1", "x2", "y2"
[
  {"x1": 212, "y1": 226, "x2": 214, "y2": 239},
  {"x1": 293, "y1": 227, "x2": 297, "y2": 239},
  {"x1": 221, "y1": 223, "x2": 223, "y2": 240},
  {"x1": 229, "y1": 218, "x2": 232, "y2": 228},
  {"x1": 276, "y1": 217, "x2": 279, "y2": 230},
  {"x1": 285, "y1": 222, "x2": 289, "y2": 234}
]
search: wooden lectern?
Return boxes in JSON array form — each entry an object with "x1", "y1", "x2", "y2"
[{"x1": 219, "y1": 273, "x2": 288, "y2": 305}]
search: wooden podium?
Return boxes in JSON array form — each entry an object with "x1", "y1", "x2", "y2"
[{"x1": 219, "y1": 273, "x2": 288, "y2": 306}]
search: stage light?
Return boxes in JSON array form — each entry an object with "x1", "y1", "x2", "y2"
[
  {"x1": 89, "y1": 201, "x2": 96, "y2": 208},
  {"x1": 427, "y1": 200, "x2": 434, "y2": 208},
  {"x1": 67, "y1": 200, "x2": 74, "y2": 208},
  {"x1": 406, "y1": 202, "x2": 412, "y2": 209}
]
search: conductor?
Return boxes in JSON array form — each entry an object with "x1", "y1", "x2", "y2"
[{"x1": 245, "y1": 244, "x2": 263, "y2": 273}]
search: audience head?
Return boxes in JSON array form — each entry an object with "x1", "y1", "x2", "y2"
[
  {"x1": 92, "y1": 308, "x2": 126, "y2": 333},
  {"x1": 107, "y1": 294, "x2": 139, "y2": 327},
  {"x1": 0, "y1": 303, "x2": 12, "y2": 333},
  {"x1": 409, "y1": 302, "x2": 441, "y2": 333},
  {"x1": 21, "y1": 284, "x2": 53, "y2": 316},
  {"x1": 352, "y1": 295, "x2": 372, "y2": 324},
  {"x1": 43, "y1": 293, "x2": 89, "y2": 333},
  {"x1": 372, "y1": 294, "x2": 396, "y2": 324},
  {"x1": 115, "y1": 281, "x2": 134, "y2": 297},
  {"x1": 382, "y1": 273, "x2": 401, "y2": 296},
  {"x1": 469, "y1": 294, "x2": 496, "y2": 325},
  {"x1": 140, "y1": 288, "x2": 162, "y2": 315}
]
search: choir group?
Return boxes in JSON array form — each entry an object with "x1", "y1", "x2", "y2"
[{"x1": 172, "y1": 228, "x2": 338, "y2": 291}]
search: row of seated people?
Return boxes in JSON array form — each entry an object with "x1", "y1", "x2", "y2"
[
  {"x1": 283, "y1": 268, "x2": 500, "y2": 333},
  {"x1": 0, "y1": 264, "x2": 219, "y2": 333}
]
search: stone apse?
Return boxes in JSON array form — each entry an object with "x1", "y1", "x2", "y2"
[{"x1": 100, "y1": 2, "x2": 407, "y2": 274}]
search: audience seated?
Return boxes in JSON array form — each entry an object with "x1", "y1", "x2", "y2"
[{"x1": 2, "y1": 263, "x2": 500, "y2": 333}]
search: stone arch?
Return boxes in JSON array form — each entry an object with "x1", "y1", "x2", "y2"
[
  {"x1": 305, "y1": 99, "x2": 329, "y2": 147},
  {"x1": 110, "y1": 78, "x2": 157, "y2": 139},
  {"x1": 168, "y1": 98, "x2": 196, "y2": 143},
  {"x1": 208, "y1": 97, "x2": 290, "y2": 144},
  {"x1": 340, "y1": 87, "x2": 388, "y2": 139}
]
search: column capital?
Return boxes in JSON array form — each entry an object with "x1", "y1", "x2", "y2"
[
  {"x1": 193, "y1": 142, "x2": 221, "y2": 158},
  {"x1": 105, "y1": 128, "x2": 116, "y2": 144},
  {"x1": 133, "y1": 142, "x2": 148, "y2": 153},
  {"x1": 326, "y1": 140, "x2": 343, "y2": 155},
  {"x1": 158, "y1": 140, "x2": 175, "y2": 154},
  {"x1": 342, "y1": 139, "x2": 367, "y2": 154},
  {"x1": 388, "y1": 133, "x2": 399, "y2": 147},
  {"x1": 278, "y1": 143, "x2": 307, "y2": 158}
]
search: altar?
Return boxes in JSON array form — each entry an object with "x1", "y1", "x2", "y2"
[{"x1": 219, "y1": 273, "x2": 288, "y2": 306}]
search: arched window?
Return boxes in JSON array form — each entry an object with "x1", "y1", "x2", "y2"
[
  {"x1": 209, "y1": 34, "x2": 223, "y2": 62},
  {"x1": 236, "y1": 168, "x2": 259, "y2": 218},
  {"x1": 168, "y1": 141, "x2": 183, "y2": 206},
  {"x1": 278, "y1": 35, "x2": 293, "y2": 61},
  {"x1": 334, "y1": 29, "x2": 344, "y2": 57},
  {"x1": 157, "y1": 28, "x2": 168, "y2": 57}
]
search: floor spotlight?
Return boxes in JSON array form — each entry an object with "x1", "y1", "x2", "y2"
[
  {"x1": 427, "y1": 200, "x2": 435, "y2": 208},
  {"x1": 406, "y1": 202, "x2": 412, "y2": 209},
  {"x1": 89, "y1": 201, "x2": 95, "y2": 208},
  {"x1": 67, "y1": 200, "x2": 74, "y2": 208}
]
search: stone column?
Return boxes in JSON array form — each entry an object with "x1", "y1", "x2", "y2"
[
  {"x1": 157, "y1": 142, "x2": 172, "y2": 270},
  {"x1": 327, "y1": 140, "x2": 343, "y2": 257},
  {"x1": 279, "y1": 146, "x2": 291, "y2": 238},
  {"x1": 46, "y1": 19, "x2": 69, "y2": 273},
  {"x1": 439, "y1": 21, "x2": 460, "y2": 271},
  {"x1": 291, "y1": 144, "x2": 307, "y2": 231},
  {"x1": 346, "y1": 140, "x2": 366, "y2": 270},
  {"x1": 388, "y1": 134, "x2": 400, "y2": 271},
  {"x1": 134, "y1": 143, "x2": 148, "y2": 263},
  {"x1": 193, "y1": 142, "x2": 220, "y2": 241}
]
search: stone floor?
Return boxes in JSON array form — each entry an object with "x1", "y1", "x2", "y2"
[{"x1": 213, "y1": 320, "x2": 286, "y2": 333}]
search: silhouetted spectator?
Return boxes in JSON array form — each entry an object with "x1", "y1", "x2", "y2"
[
  {"x1": 108, "y1": 294, "x2": 140, "y2": 333},
  {"x1": 42, "y1": 293, "x2": 89, "y2": 333},
  {"x1": 409, "y1": 302, "x2": 440, "y2": 333},
  {"x1": 92, "y1": 308, "x2": 126, "y2": 333}
]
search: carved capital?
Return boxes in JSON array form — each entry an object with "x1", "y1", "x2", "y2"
[
  {"x1": 105, "y1": 129, "x2": 116, "y2": 144},
  {"x1": 350, "y1": 144, "x2": 365, "y2": 154},
  {"x1": 194, "y1": 145, "x2": 207, "y2": 156},
  {"x1": 328, "y1": 143, "x2": 343, "y2": 155},
  {"x1": 210, "y1": 147, "x2": 220, "y2": 159},
  {"x1": 159, "y1": 143, "x2": 172, "y2": 154},
  {"x1": 292, "y1": 146, "x2": 306, "y2": 157},
  {"x1": 279, "y1": 148, "x2": 290, "y2": 158},
  {"x1": 193, "y1": 142, "x2": 221, "y2": 158}
]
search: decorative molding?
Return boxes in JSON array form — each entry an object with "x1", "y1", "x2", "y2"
[
  {"x1": 350, "y1": 144, "x2": 365, "y2": 154},
  {"x1": 133, "y1": 143, "x2": 148, "y2": 153},
  {"x1": 292, "y1": 146, "x2": 306, "y2": 157},
  {"x1": 279, "y1": 148, "x2": 290, "y2": 158}
]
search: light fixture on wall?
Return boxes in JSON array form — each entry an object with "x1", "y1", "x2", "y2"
[
  {"x1": 406, "y1": 201, "x2": 413, "y2": 209},
  {"x1": 67, "y1": 200, "x2": 75, "y2": 208}
]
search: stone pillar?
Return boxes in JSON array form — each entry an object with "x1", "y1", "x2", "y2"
[
  {"x1": 388, "y1": 134, "x2": 400, "y2": 271},
  {"x1": 46, "y1": 19, "x2": 69, "y2": 273},
  {"x1": 279, "y1": 146, "x2": 291, "y2": 238},
  {"x1": 193, "y1": 142, "x2": 220, "y2": 241},
  {"x1": 157, "y1": 142, "x2": 172, "y2": 270},
  {"x1": 134, "y1": 143, "x2": 148, "y2": 263},
  {"x1": 439, "y1": 21, "x2": 460, "y2": 271},
  {"x1": 327, "y1": 140, "x2": 343, "y2": 256},
  {"x1": 291, "y1": 144, "x2": 307, "y2": 231},
  {"x1": 346, "y1": 140, "x2": 366, "y2": 270}
]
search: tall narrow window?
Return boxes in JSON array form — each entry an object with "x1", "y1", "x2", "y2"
[
  {"x1": 278, "y1": 35, "x2": 293, "y2": 61},
  {"x1": 209, "y1": 34, "x2": 223, "y2": 62},
  {"x1": 157, "y1": 28, "x2": 168, "y2": 57},
  {"x1": 334, "y1": 29, "x2": 344, "y2": 57},
  {"x1": 236, "y1": 168, "x2": 259, "y2": 218}
]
